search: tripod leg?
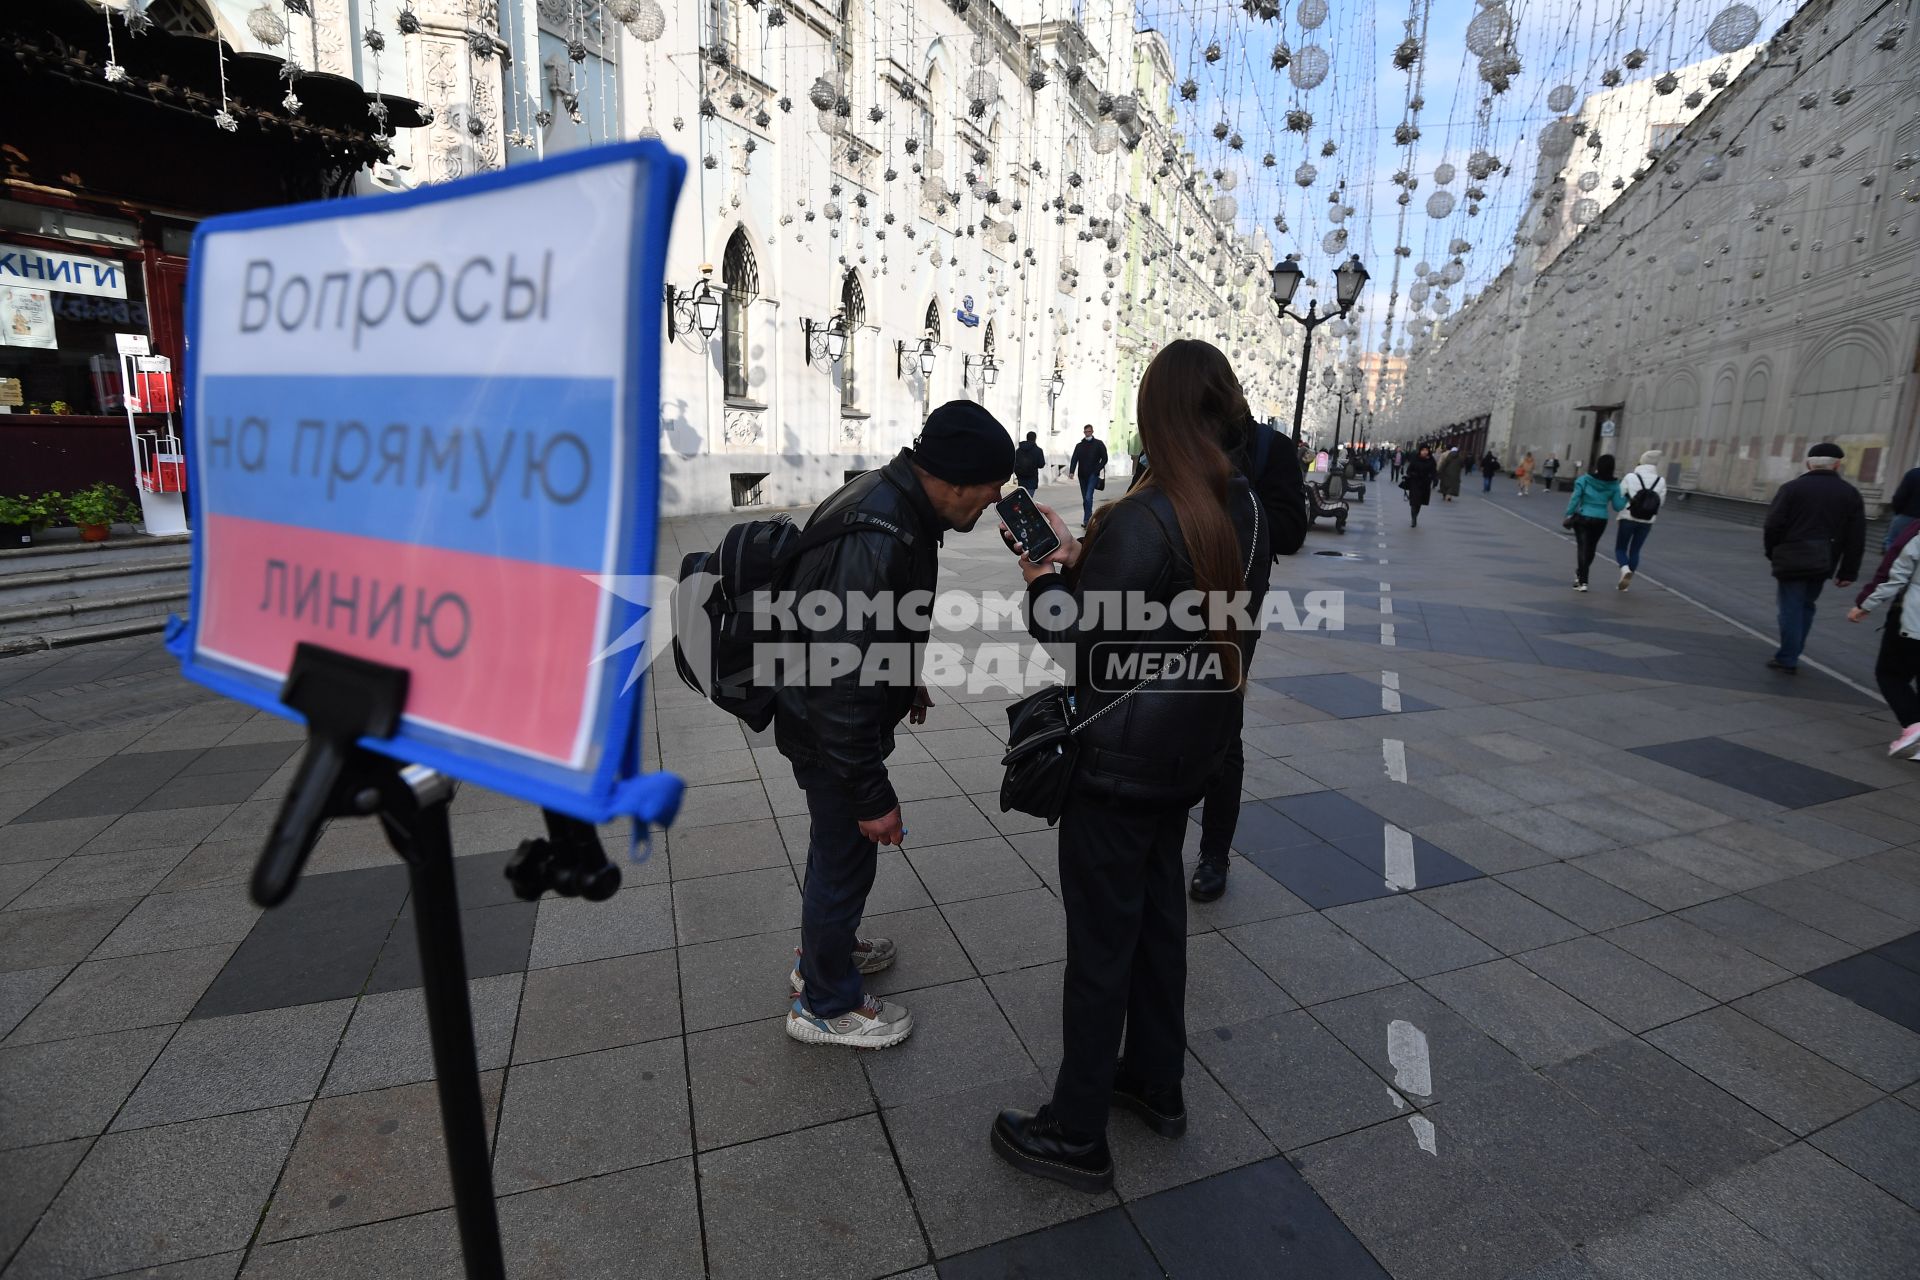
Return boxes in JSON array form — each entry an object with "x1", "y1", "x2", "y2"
[{"x1": 398, "y1": 800, "x2": 507, "y2": 1280}]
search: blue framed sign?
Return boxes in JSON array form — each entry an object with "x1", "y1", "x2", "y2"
[{"x1": 166, "y1": 142, "x2": 688, "y2": 827}]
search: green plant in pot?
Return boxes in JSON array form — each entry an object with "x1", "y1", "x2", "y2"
[
  {"x1": 63, "y1": 482, "x2": 140, "y2": 543},
  {"x1": 0, "y1": 492, "x2": 58, "y2": 548}
]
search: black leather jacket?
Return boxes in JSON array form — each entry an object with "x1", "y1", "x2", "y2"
[
  {"x1": 773, "y1": 451, "x2": 941, "y2": 819},
  {"x1": 1027, "y1": 478, "x2": 1271, "y2": 806}
]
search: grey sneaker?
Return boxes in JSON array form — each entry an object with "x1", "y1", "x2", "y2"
[
  {"x1": 786, "y1": 992, "x2": 914, "y2": 1049},
  {"x1": 789, "y1": 937, "x2": 896, "y2": 994}
]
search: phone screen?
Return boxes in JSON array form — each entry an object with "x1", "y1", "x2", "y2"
[{"x1": 996, "y1": 488, "x2": 1062, "y2": 563}]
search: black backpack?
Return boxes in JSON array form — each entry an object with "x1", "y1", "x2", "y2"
[
  {"x1": 671, "y1": 505, "x2": 915, "y2": 732},
  {"x1": 1627, "y1": 474, "x2": 1663, "y2": 520}
]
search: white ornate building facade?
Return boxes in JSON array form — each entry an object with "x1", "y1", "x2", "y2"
[{"x1": 1389, "y1": 0, "x2": 1919, "y2": 509}]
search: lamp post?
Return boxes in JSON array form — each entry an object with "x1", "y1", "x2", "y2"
[
  {"x1": 1269, "y1": 254, "x2": 1369, "y2": 444},
  {"x1": 1047, "y1": 367, "x2": 1064, "y2": 436},
  {"x1": 663, "y1": 266, "x2": 723, "y2": 343}
]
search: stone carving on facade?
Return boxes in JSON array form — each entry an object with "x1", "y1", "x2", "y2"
[
  {"x1": 308, "y1": 0, "x2": 352, "y2": 75},
  {"x1": 724, "y1": 406, "x2": 766, "y2": 449}
]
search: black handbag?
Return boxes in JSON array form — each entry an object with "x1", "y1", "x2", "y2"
[
  {"x1": 999, "y1": 495, "x2": 1260, "y2": 824},
  {"x1": 1094, "y1": 475, "x2": 1106, "y2": 490}
]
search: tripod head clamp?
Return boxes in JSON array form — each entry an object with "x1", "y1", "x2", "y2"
[{"x1": 505, "y1": 808, "x2": 622, "y2": 902}]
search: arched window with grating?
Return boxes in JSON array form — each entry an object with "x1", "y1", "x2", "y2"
[
  {"x1": 721, "y1": 228, "x2": 759, "y2": 402},
  {"x1": 923, "y1": 299, "x2": 941, "y2": 343},
  {"x1": 983, "y1": 320, "x2": 995, "y2": 359},
  {"x1": 1791, "y1": 340, "x2": 1884, "y2": 456},
  {"x1": 840, "y1": 271, "x2": 866, "y2": 413}
]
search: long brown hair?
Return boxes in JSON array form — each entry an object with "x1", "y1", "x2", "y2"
[{"x1": 1086, "y1": 339, "x2": 1249, "y2": 685}]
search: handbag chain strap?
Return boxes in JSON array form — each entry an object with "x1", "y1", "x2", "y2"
[{"x1": 1068, "y1": 490, "x2": 1261, "y2": 737}]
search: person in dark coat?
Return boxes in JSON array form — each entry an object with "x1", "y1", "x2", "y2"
[
  {"x1": 989, "y1": 340, "x2": 1271, "y2": 1194},
  {"x1": 1763, "y1": 442, "x2": 1867, "y2": 673},
  {"x1": 1885, "y1": 464, "x2": 1920, "y2": 550},
  {"x1": 1437, "y1": 448, "x2": 1465, "y2": 500},
  {"x1": 1479, "y1": 451, "x2": 1500, "y2": 492},
  {"x1": 1068, "y1": 424, "x2": 1109, "y2": 527},
  {"x1": 1189, "y1": 412, "x2": 1307, "y2": 903},
  {"x1": 1015, "y1": 431, "x2": 1045, "y2": 495},
  {"x1": 1402, "y1": 445, "x2": 1438, "y2": 526}
]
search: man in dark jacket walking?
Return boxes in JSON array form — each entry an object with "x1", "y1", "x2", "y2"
[
  {"x1": 1191, "y1": 416, "x2": 1308, "y2": 902},
  {"x1": 1015, "y1": 431, "x2": 1045, "y2": 495},
  {"x1": 1068, "y1": 424, "x2": 1109, "y2": 527},
  {"x1": 1886, "y1": 463, "x2": 1920, "y2": 550},
  {"x1": 780, "y1": 402, "x2": 1013, "y2": 1048},
  {"x1": 1763, "y1": 441, "x2": 1866, "y2": 674}
]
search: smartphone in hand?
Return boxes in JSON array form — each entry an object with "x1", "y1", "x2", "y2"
[{"x1": 996, "y1": 488, "x2": 1062, "y2": 563}]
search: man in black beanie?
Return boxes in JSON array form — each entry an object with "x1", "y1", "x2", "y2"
[{"x1": 780, "y1": 400, "x2": 1013, "y2": 1050}]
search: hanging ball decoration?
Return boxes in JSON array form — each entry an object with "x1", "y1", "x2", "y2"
[
  {"x1": 966, "y1": 69, "x2": 1000, "y2": 105},
  {"x1": 1271, "y1": 42, "x2": 1292, "y2": 70},
  {"x1": 1699, "y1": 154, "x2": 1726, "y2": 182},
  {"x1": 1466, "y1": 6, "x2": 1513, "y2": 57},
  {"x1": 1205, "y1": 41, "x2": 1223, "y2": 63},
  {"x1": 1297, "y1": 0, "x2": 1328, "y2": 31},
  {"x1": 809, "y1": 76, "x2": 837, "y2": 111},
  {"x1": 1213, "y1": 196, "x2": 1238, "y2": 221},
  {"x1": 1654, "y1": 71, "x2": 1680, "y2": 95},
  {"x1": 1707, "y1": 5, "x2": 1761, "y2": 54},
  {"x1": 1092, "y1": 121, "x2": 1122, "y2": 154},
  {"x1": 1028, "y1": 67, "x2": 1048, "y2": 91},
  {"x1": 1573, "y1": 198, "x2": 1600, "y2": 224},
  {"x1": 1180, "y1": 77, "x2": 1199, "y2": 100},
  {"x1": 1751, "y1": 174, "x2": 1787, "y2": 210},
  {"x1": 1294, "y1": 161, "x2": 1318, "y2": 187},
  {"x1": 1577, "y1": 170, "x2": 1600, "y2": 191},
  {"x1": 247, "y1": 4, "x2": 288, "y2": 45},
  {"x1": 1547, "y1": 84, "x2": 1577, "y2": 113},
  {"x1": 1262, "y1": 152, "x2": 1277, "y2": 167},
  {"x1": 1327, "y1": 203, "x2": 1346, "y2": 224},
  {"x1": 606, "y1": 0, "x2": 641, "y2": 20},
  {"x1": 1434, "y1": 162, "x2": 1456, "y2": 185},
  {"x1": 971, "y1": 36, "x2": 995, "y2": 66},
  {"x1": 627, "y1": 0, "x2": 665, "y2": 41},
  {"x1": 1286, "y1": 109, "x2": 1313, "y2": 133},
  {"x1": 1425, "y1": 191, "x2": 1456, "y2": 219},
  {"x1": 1290, "y1": 45, "x2": 1330, "y2": 90},
  {"x1": 1322, "y1": 228, "x2": 1348, "y2": 254}
]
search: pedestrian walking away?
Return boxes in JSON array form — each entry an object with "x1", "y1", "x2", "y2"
[
  {"x1": 1390, "y1": 448, "x2": 1405, "y2": 482},
  {"x1": 777, "y1": 401, "x2": 1013, "y2": 1049},
  {"x1": 1438, "y1": 447, "x2": 1465, "y2": 501},
  {"x1": 1402, "y1": 445, "x2": 1438, "y2": 527},
  {"x1": 1886, "y1": 462, "x2": 1920, "y2": 551},
  {"x1": 1764, "y1": 441, "x2": 1865, "y2": 673},
  {"x1": 1543, "y1": 455, "x2": 1561, "y2": 492},
  {"x1": 988, "y1": 339, "x2": 1271, "y2": 1194},
  {"x1": 1480, "y1": 450, "x2": 1500, "y2": 493},
  {"x1": 1564, "y1": 453, "x2": 1623, "y2": 591},
  {"x1": 1850, "y1": 520, "x2": 1920, "y2": 755},
  {"x1": 1192, "y1": 409, "x2": 1307, "y2": 903},
  {"x1": 1614, "y1": 450, "x2": 1667, "y2": 590},
  {"x1": 1514, "y1": 451, "x2": 1535, "y2": 496},
  {"x1": 1069, "y1": 423, "x2": 1109, "y2": 528},
  {"x1": 1015, "y1": 430, "x2": 1045, "y2": 497}
]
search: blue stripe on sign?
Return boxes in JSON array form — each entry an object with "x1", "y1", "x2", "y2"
[{"x1": 195, "y1": 374, "x2": 618, "y2": 571}]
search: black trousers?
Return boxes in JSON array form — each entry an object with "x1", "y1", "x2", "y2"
[
  {"x1": 1876, "y1": 608, "x2": 1920, "y2": 727},
  {"x1": 1572, "y1": 516, "x2": 1607, "y2": 583},
  {"x1": 1051, "y1": 793, "x2": 1189, "y2": 1137},
  {"x1": 792, "y1": 762, "x2": 878, "y2": 1018},
  {"x1": 1198, "y1": 731, "x2": 1243, "y2": 865}
]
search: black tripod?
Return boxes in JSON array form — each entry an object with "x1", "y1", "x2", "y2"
[{"x1": 256, "y1": 644, "x2": 619, "y2": 1280}]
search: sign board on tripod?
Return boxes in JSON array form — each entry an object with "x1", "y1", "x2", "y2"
[{"x1": 170, "y1": 143, "x2": 688, "y2": 826}]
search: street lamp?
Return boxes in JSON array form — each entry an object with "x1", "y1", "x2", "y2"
[
  {"x1": 802, "y1": 313, "x2": 847, "y2": 363},
  {"x1": 895, "y1": 335, "x2": 938, "y2": 379},
  {"x1": 1269, "y1": 253, "x2": 1369, "y2": 444},
  {"x1": 983, "y1": 354, "x2": 999, "y2": 387},
  {"x1": 663, "y1": 265, "x2": 723, "y2": 343}
]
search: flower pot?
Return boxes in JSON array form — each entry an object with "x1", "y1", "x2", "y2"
[
  {"x1": 0, "y1": 523, "x2": 30, "y2": 547},
  {"x1": 79, "y1": 523, "x2": 110, "y2": 543}
]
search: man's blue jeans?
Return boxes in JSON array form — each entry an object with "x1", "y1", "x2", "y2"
[
  {"x1": 1774, "y1": 576, "x2": 1825, "y2": 669},
  {"x1": 1615, "y1": 520, "x2": 1653, "y2": 572},
  {"x1": 1482, "y1": 472, "x2": 1494, "y2": 492},
  {"x1": 1079, "y1": 474, "x2": 1098, "y2": 525},
  {"x1": 792, "y1": 762, "x2": 879, "y2": 1018}
]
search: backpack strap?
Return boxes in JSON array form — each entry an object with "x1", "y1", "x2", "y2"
[
  {"x1": 1251, "y1": 422, "x2": 1272, "y2": 479},
  {"x1": 793, "y1": 506, "x2": 917, "y2": 556}
]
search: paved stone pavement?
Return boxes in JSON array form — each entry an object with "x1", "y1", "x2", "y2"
[{"x1": 3, "y1": 475, "x2": 1920, "y2": 1279}]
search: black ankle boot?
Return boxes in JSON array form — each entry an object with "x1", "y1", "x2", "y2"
[
  {"x1": 990, "y1": 1105, "x2": 1113, "y2": 1192},
  {"x1": 1112, "y1": 1068, "x2": 1187, "y2": 1138},
  {"x1": 1189, "y1": 858, "x2": 1229, "y2": 903}
]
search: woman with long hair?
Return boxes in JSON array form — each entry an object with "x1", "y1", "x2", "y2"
[
  {"x1": 989, "y1": 340, "x2": 1271, "y2": 1191},
  {"x1": 1565, "y1": 453, "x2": 1624, "y2": 591}
]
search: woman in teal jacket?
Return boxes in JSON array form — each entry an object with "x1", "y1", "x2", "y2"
[{"x1": 1565, "y1": 455, "x2": 1624, "y2": 591}]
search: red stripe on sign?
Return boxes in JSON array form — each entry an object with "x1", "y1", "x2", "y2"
[{"x1": 196, "y1": 514, "x2": 606, "y2": 764}]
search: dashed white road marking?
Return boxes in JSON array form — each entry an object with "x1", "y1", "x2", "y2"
[
  {"x1": 1380, "y1": 596, "x2": 1394, "y2": 616},
  {"x1": 1380, "y1": 623, "x2": 1396, "y2": 646},
  {"x1": 1379, "y1": 581, "x2": 1391, "y2": 593},
  {"x1": 1383, "y1": 738, "x2": 1408, "y2": 783},
  {"x1": 1384, "y1": 823, "x2": 1417, "y2": 891}
]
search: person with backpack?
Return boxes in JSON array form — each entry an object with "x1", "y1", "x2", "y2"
[
  {"x1": 1614, "y1": 450, "x2": 1668, "y2": 591},
  {"x1": 1015, "y1": 431, "x2": 1046, "y2": 496},
  {"x1": 988, "y1": 340, "x2": 1271, "y2": 1194},
  {"x1": 1564, "y1": 454, "x2": 1624, "y2": 592},
  {"x1": 765, "y1": 402, "x2": 1013, "y2": 1048},
  {"x1": 1763, "y1": 442, "x2": 1865, "y2": 673},
  {"x1": 1543, "y1": 456, "x2": 1561, "y2": 491},
  {"x1": 1189, "y1": 410, "x2": 1307, "y2": 904},
  {"x1": 1849, "y1": 521, "x2": 1920, "y2": 755}
]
